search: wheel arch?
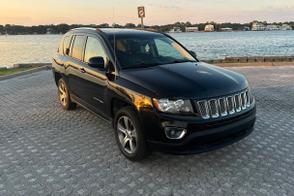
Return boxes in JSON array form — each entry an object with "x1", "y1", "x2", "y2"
[
  {"x1": 111, "y1": 98, "x2": 151, "y2": 161},
  {"x1": 53, "y1": 71, "x2": 63, "y2": 86},
  {"x1": 111, "y1": 98, "x2": 136, "y2": 119}
]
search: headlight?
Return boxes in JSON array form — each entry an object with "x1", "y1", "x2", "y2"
[{"x1": 153, "y1": 99, "x2": 193, "y2": 114}]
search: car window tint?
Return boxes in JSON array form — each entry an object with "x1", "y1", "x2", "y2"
[
  {"x1": 84, "y1": 37, "x2": 107, "y2": 63},
  {"x1": 154, "y1": 39, "x2": 183, "y2": 59},
  {"x1": 63, "y1": 36, "x2": 72, "y2": 55},
  {"x1": 110, "y1": 35, "x2": 194, "y2": 69},
  {"x1": 71, "y1": 35, "x2": 86, "y2": 60}
]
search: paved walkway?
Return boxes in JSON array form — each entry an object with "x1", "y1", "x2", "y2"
[{"x1": 0, "y1": 66, "x2": 294, "y2": 195}]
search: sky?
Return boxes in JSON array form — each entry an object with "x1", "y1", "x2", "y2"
[{"x1": 0, "y1": 0, "x2": 293, "y2": 25}]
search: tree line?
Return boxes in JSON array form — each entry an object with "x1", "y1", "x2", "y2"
[{"x1": 0, "y1": 21, "x2": 293, "y2": 35}]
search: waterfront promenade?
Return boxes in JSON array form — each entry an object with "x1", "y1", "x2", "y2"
[{"x1": 0, "y1": 66, "x2": 294, "y2": 195}]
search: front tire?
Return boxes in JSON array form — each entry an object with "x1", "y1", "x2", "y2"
[
  {"x1": 57, "y1": 78, "x2": 76, "y2": 110},
  {"x1": 114, "y1": 107, "x2": 150, "y2": 161}
]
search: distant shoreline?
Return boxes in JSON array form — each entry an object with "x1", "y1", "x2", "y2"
[
  {"x1": 1, "y1": 21, "x2": 293, "y2": 35},
  {"x1": 0, "y1": 29, "x2": 293, "y2": 36}
]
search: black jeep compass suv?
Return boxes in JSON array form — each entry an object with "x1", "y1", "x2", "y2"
[{"x1": 52, "y1": 28, "x2": 256, "y2": 161}]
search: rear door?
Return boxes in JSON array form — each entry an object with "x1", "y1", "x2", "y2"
[
  {"x1": 66, "y1": 35, "x2": 87, "y2": 100},
  {"x1": 52, "y1": 34, "x2": 73, "y2": 76}
]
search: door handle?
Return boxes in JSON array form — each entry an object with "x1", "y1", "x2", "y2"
[{"x1": 80, "y1": 68, "x2": 86, "y2": 73}]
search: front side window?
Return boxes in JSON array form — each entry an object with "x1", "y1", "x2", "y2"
[
  {"x1": 84, "y1": 37, "x2": 107, "y2": 63},
  {"x1": 71, "y1": 35, "x2": 86, "y2": 60},
  {"x1": 109, "y1": 35, "x2": 195, "y2": 69}
]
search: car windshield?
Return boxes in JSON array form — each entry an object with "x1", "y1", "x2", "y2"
[{"x1": 109, "y1": 34, "x2": 196, "y2": 69}]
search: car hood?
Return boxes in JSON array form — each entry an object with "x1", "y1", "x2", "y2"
[{"x1": 119, "y1": 62, "x2": 248, "y2": 99}]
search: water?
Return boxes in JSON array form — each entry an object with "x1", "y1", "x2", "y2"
[
  {"x1": 0, "y1": 31, "x2": 294, "y2": 67},
  {"x1": 0, "y1": 34, "x2": 62, "y2": 68},
  {"x1": 173, "y1": 31, "x2": 294, "y2": 60}
]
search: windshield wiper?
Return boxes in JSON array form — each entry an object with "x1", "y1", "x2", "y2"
[
  {"x1": 165, "y1": 59, "x2": 197, "y2": 65},
  {"x1": 123, "y1": 60, "x2": 197, "y2": 69},
  {"x1": 123, "y1": 62, "x2": 161, "y2": 69}
]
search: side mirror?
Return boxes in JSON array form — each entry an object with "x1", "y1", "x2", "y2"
[
  {"x1": 105, "y1": 61, "x2": 115, "y2": 73},
  {"x1": 65, "y1": 48, "x2": 70, "y2": 55},
  {"x1": 88, "y1": 57, "x2": 105, "y2": 69},
  {"x1": 189, "y1": 50, "x2": 197, "y2": 59}
]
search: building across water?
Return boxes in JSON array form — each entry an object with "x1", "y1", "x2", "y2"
[
  {"x1": 169, "y1": 27, "x2": 182, "y2": 33},
  {"x1": 252, "y1": 22, "x2": 292, "y2": 31},
  {"x1": 243, "y1": 26, "x2": 250, "y2": 31},
  {"x1": 252, "y1": 22, "x2": 266, "y2": 31},
  {"x1": 221, "y1": 27, "x2": 233, "y2": 32},
  {"x1": 281, "y1": 24, "x2": 292, "y2": 31},
  {"x1": 204, "y1": 24, "x2": 214, "y2": 32},
  {"x1": 185, "y1": 26, "x2": 198, "y2": 32},
  {"x1": 266, "y1": 25, "x2": 279, "y2": 31}
]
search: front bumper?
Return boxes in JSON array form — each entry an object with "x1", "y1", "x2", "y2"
[{"x1": 143, "y1": 104, "x2": 256, "y2": 154}]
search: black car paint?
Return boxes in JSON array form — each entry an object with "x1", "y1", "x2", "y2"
[
  {"x1": 119, "y1": 62, "x2": 248, "y2": 99},
  {"x1": 52, "y1": 28, "x2": 256, "y2": 154}
]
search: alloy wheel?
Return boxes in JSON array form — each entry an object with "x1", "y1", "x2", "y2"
[
  {"x1": 58, "y1": 81, "x2": 67, "y2": 107},
  {"x1": 117, "y1": 116, "x2": 137, "y2": 154}
]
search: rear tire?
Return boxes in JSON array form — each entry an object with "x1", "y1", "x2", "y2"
[
  {"x1": 114, "y1": 106, "x2": 150, "y2": 161},
  {"x1": 57, "y1": 78, "x2": 76, "y2": 110}
]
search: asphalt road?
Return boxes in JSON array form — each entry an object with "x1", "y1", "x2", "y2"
[{"x1": 0, "y1": 66, "x2": 294, "y2": 196}]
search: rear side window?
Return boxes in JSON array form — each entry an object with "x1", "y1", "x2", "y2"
[
  {"x1": 71, "y1": 35, "x2": 86, "y2": 60},
  {"x1": 63, "y1": 36, "x2": 72, "y2": 55}
]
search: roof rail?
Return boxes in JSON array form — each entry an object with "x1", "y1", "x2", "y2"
[
  {"x1": 140, "y1": 28, "x2": 161, "y2": 33},
  {"x1": 135, "y1": 28, "x2": 162, "y2": 33},
  {"x1": 95, "y1": 28, "x2": 109, "y2": 41},
  {"x1": 96, "y1": 28, "x2": 103, "y2": 33}
]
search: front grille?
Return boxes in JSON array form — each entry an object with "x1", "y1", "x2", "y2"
[{"x1": 196, "y1": 90, "x2": 251, "y2": 119}]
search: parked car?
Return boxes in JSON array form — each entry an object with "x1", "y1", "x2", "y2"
[{"x1": 52, "y1": 28, "x2": 256, "y2": 161}]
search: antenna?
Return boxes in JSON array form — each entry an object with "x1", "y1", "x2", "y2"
[{"x1": 112, "y1": 6, "x2": 117, "y2": 67}]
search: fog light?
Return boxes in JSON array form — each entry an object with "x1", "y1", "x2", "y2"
[{"x1": 164, "y1": 127, "x2": 187, "y2": 140}]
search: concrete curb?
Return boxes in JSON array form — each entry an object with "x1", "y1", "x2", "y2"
[
  {"x1": 216, "y1": 62, "x2": 294, "y2": 67},
  {"x1": 0, "y1": 65, "x2": 51, "y2": 81},
  {"x1": 203, "y1": 56, "x2": 294, "y2": 64}
]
